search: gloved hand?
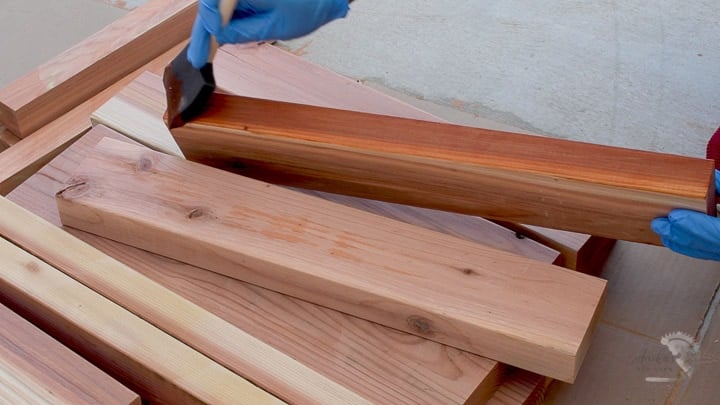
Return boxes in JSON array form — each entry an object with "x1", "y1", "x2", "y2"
[
  {"x1": 188, "y1": 0, "x2": 350, "y2": 68},
  {"x1": 651, "y1": 170, "x2": 720, "y2": 260}
]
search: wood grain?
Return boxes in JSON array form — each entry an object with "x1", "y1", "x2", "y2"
[
  {"x1": 58, "y1": 129, "x2": 607, "y2": 382},
  {"x1": 212, "y1": 44, "x2": 614, "y2": 268},
  {"x1": 170, "y1": 93, "x2": 715, "y2": 244},
  {"x1": 10, "y1": 128, "x2": 506, "y2": 404},
  {"x1": 215, "y1": 44, "x2": 441, "y2": 119},
  {"x1": 0, "y1": 194, "x2": 367, "y2": 405},
  {"x1": 487, "y1": 370, "x2": 552, "y2": 405},
  {"x1": 0, "y1": 302, "x2": 140, "y2": 405},
  {"x1": 0, "y1": 231, "x2": 281, "y2": 404},
  {"x1": 0, "y1": 128, "x2": 20, "y2": 149},
  {"x1": 0, "y1": 0, "x2": 196, "y2": 137},
  {"x1": 0, "y1": 42, "x2": 186, "y2": 197},
  {"x1": 93, "y1": 70, "x2": 559, "y2": 264}
]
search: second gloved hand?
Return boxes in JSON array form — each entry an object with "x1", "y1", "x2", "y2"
[
  {"x1": 188, "y1": 0, "x2": 350, "y2": 68},
  {"x1": 651, "y1": 170, "x2": 720, "y2": 261}
]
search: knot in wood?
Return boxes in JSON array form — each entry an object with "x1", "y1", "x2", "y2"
[
  {"x1": 25, "y1": 262, "x2": 41, "y2": 273},
  {"x1": 56, "y1": 176, "x2": 91, "y2": 199},
  {"x1": 136, "y1": 156, "x2": 154, "y2": 172},
  {"x1": 407, "y1": 315, "x2": 433, "y2": 335},
  {"x1": 188, "y1": 208, "x2": 205, "y2": 219}
]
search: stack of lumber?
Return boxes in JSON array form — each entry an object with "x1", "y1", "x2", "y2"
[{"x1": 0, "y1": 0, "x2": 713, "y2": 403}]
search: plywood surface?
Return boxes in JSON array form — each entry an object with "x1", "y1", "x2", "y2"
[
  {"x1": 0, "y1": 224, "x2": 281, "y2": 405},
  {"x1": 0, "y1": 302, "x2": 140, "y2": 405},
  {"x1": 58, "y1": 128, "x2": 606, "y2": 382},
  {"x1": 0, "y1": 0, "x2": 195, "y2": 137},
  {"x1": 9, "y1": 125, "x2": 507, "y2": 404},
  {"x1": 170, "y1": 93, "x2": 714, "y2": 245}
]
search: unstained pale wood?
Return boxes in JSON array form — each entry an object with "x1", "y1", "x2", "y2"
[
  {"x1": 0, "y1": 42, "x2": 186, "y2": 197},
  {"x1": 487, "y1": 370, "x2": 552, "y2": 405},
  {"x1": 0, "y1": 230, "x2": 280, "y2": 404},
  {"x1": 0, "y1": 195, "x2": 367, "y2": 404},
  {"x1": 58, "y1": 130, "x2": 607, "y2": 382},
  {"x1": 92, "y1": 71, "x2": 183, "y2": 157},
  {"x1": 10, "y1": 126, "x2": 510, "y2": 404},
  {"x1": 0, "y1": 302, "x2": 140, "y2": 405},
  {"x1": 0, "y1": 0, "x2": 196, "y2": 137},
  {"x1": 170, "y1": 93, "x2": 715, "y2": 245}
]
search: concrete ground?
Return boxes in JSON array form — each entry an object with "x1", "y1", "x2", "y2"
[
  {"x1": 1, "y1": 1, "x2": 719, "y2": 404},
  {"x1": 285, "y1": 0, "x2": 720, "y2": 158}
]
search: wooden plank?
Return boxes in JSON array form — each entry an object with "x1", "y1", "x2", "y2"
[
  {"x1": 215, "y1": 44, "x2": 612, "y2": 268},
  {"x1": 0, "y1": 195, "x2": 368, "y2": 405},
  {"x1": 215, "y1": 44, "x2": 442, "y2": 120},
  {"x1": 0, "y1": 233, "x2": 281, "y2": 404},
  {"x1": 496, "y1": 222, "x2": 616, "y2": 274},
  {"x1": 0, "y1": 42, "x2": 187, "y2": 197},
  {"x1": 0, "y1": 302, "x2": 140, "y2": 405},
  {"x1": 301, "y1": 189, "x2": 560, "y2": 264},
  {"x1": 0, "y1": 0, "x2": 196, "y2": 137},
  {"x1": 58, "y1": 129, "x2": 607, "y2": 382},
  {"x1": 170, "y1": 93, "x2": 715, "y2": 245},
  {"x1": 10, "y1": 128, "x2": 510, "y2": 405},
  {"x1": 95, "y1": 50, "x2": 611, "y2": 274},
  {"x1": 93, "y1": 70, "x2": 559, "y2": 264}
]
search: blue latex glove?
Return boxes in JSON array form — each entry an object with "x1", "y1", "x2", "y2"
[
  {"x1": 651, "y1": 170, "x2": 720, "y2": 260},
  {"x1": 188, "y1": 0, "x2": 349, "y2": 68}
]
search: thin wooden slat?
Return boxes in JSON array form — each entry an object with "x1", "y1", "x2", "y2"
[
  {"x1": 0, "y1": 302, "x2": 140, "y2": 405},
  {"x1": 0, "y1": 195, "x2": 368, "y2": 405},
  {"x1": 0, "y1": 234, "x2": 281, "y2": 404},
  {"x1": 0, "y1": 42, "x2": 187, "y2": 197},
  {"x1": 58, "y1": 130, "x2": 607, "y2": 382},
  {"x1": 0, "y1": 0, "x2": 196, "y2": 137},
  {"x1": 91, "y1": 71, "x2": 184, "y2": 157},
  {"x1": 169, "y1": 93, "x2": 715, "y2": 245},
  {"x1": 215, "y1": 44, "x2": 441, "y2": 119},
  {"x1": 495, "y1": 222, "x2": 616, "y2": 274},
  {"x1": 10, "y1": 128, "x2": 508, "y2": 405}
]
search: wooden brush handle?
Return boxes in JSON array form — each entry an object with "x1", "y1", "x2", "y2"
[{"x1": 208, "y1": 0, "x2": 239, "y2": 62}]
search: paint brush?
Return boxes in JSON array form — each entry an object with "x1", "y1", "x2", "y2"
[{"x1": 163, "y1": 0, "x2": 237, "y2": 129}]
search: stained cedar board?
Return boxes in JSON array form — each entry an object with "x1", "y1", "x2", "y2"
[
  {"x1": 57, "y1": 128, "x2": 607, "y2": 382},
  {"x1": 10, "y1": 125, "x2": 506, "y2": 404},
  {"x1": 0, "y1": 302, "x2": 140, "y2": 405},
  {"x1": 0, "y1": 41, "x2": 187, "y2": 197},
  {"x1": 0, "y1": 232, "x2": 281, "y2": 405},
  {"x1": 169, "y1": 93, "x2": 714, "y2": 245},
  {"x1": 0, "y1": 0, "x2": 196, "y2": 137}
]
